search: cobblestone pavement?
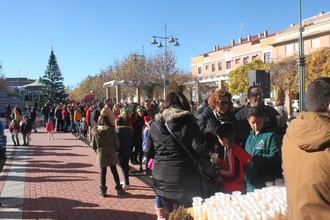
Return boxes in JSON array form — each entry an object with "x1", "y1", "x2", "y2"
[{"x1": 0, "y1": 128, "x2": 156, "y2": 220}]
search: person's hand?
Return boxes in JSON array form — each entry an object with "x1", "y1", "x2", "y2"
[{"x1": 211, "y1": 153, "x2": 219, "y2": 164}]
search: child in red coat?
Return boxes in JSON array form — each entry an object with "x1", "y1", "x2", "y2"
[
  {"x1": 46, "y1": 119, "x2": 55, "y2": 140},
  {"x1": 214, "y1": 122, "x2": 252, "y2": 194}
]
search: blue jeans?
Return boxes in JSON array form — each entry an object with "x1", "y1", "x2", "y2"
[{"x1": 155, "y1": 195, "x2": 163, "y2": 208}]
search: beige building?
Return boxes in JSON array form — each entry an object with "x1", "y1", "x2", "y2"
[
  {"x1": 271, "y1": 11, "x2": 330, "y2": 60},
  {"x1": 191, "y1": 11, "x2": 330, "y2": 102}
]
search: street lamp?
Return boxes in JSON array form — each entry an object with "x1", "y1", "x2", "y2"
[
  {"x1": 151, "y1": 24, "x2": 180, "y2": 99},
  {"x1": 298, "y1": 0, "x2": 305, "y2": 111}
]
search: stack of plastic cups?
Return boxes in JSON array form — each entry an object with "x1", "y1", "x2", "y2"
[{"x1": 192, "y1": 197, "x2": 203, "y2": 220}]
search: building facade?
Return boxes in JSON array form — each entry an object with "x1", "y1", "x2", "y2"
[{"x1": 191, "y1": 11, "x2": 330, "y2": 102}]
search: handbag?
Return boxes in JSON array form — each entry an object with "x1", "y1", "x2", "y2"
[{"x1": 165, "y1": 122, "x2": 218, "y2": 198}]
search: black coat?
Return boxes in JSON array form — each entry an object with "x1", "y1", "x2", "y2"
[
  {"x1": 117, "y1": 126, "x2": 134, "y2": 157},
  {"x1": 147, "y1": 107, "x2": 207, "y2": 202},
  {"x1": 196, "y1": 100, "x2": 236, "y2": 154}
]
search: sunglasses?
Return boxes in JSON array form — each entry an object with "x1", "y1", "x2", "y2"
[
  {"x1": 218, "y1": 100, "x2": 231, "y2": 105},
  {"x1": 250, "y1": 92, "x2": 262, "y2": 97}
]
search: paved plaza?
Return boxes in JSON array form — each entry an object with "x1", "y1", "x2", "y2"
[{"x1": 0, "y1": 128, "x2": 156, "y2": 220}]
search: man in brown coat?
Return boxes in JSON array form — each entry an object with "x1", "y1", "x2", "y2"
[{"x1": 282, "y1": 77, "x2": 330, "y2": 220}]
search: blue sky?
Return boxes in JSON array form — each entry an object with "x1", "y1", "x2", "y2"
[{"x1": 0, "y1": 0, "x2": 329, "y2": 87}]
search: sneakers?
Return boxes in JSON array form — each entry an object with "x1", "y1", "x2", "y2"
[{"x1": 121, "y1": 182, "x2": 130, "y2": 190}]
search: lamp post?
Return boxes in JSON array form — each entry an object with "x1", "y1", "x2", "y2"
[
  {"x1": 298, "y1": 0, "x2": 305, "y2": 111},
  {"x1": 151, "y1": 24, "x2": 180, "y2": 99}
]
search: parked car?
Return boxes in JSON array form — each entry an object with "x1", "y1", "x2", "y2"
[{"x1": 292, "y1": 100, "x2": 300, "y2": 112}]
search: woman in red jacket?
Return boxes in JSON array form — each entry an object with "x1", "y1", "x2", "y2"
[{"x1": 214, "y1": 122, "x2": 251, "y2": 193}]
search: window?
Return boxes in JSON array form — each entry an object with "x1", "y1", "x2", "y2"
[
  {"x1": 226, "y1": 61, "x2": 232, "y2": 70},
  {"x1": 218, "y1": 62, "x2": 222, "y2": 71},
  {"x1": 252, "y1": 55, "x2": 258, "y2": 60},
  {"x1": 311, "y1": 38, "x2": 320, "y2": 49},
  {"x1": 211, "y1": 63, "x2": 215, "y2": 72},
  {"x1": 235, "y1": 58, "x2": 240, "y2": 65},
  {"x1": 205, "y1": 64, "x2": 208, "y2": 70},
  {"x1": 243, "y1": 57, "x2": 249, "y2": 64},
  {"x1": 263, "y1": 52, "x2": 272, "y2": 63},
  {"x1": 286, "y1": 44, "x2": 294, "y2": 56},
  {"x1": 198, "y1": 66, "x2": 202, "y2": 75}
]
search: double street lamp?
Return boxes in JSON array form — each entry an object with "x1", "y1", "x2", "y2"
[{"x1": 151, "y1": 25, "x2": 180, "y2": 99}]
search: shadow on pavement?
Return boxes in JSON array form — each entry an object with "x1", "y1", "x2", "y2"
[{"x1": 0, "y1": 196, "x2": 155, "y2": 220}]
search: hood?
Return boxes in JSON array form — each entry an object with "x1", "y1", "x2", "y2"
[
  {"x1": 285, "y1": 112, "x2": 330, "y2": 152},
  {"x1": 155, "y1": 107, "x2": 191, "y2": 123},
  {"x1": 93, "y1": 125, "x2": 113, "y2": 137}
]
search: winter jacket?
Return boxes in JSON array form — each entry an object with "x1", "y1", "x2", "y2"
[
  {"x1": 217, "y1": 144, "x2": 251, "y2": 193},
  {"x1": 73, "y1": 110, "x2": 82, "y2": 123},
  {"x1": 245, "y1": 129, "x2": 281, "y2": 192},
  {"x1": 86, "y1": 107, "x2": 93, "y2": 127},
  {"x1": 282, "y1": 112, "x2": 330, "y2": 220},
  {"x1": 46, "y1": 121, "x2": 54, "y2": 132},
  {"x1": 116, "y1": 125, "x2": 134, "y2": 157},
  {"x1": 196, "y1": 100, "x2": 235, "y2": 154},
  {"x1": 235, "y1": 104, "x2": 279, "y2": 146},
  {"x1": 91, "y1": 125, "x2": 118, "y2": 167},
  {"x1": 20, "y1": 120, "x2": 33, "y2": 135},
  {"x1": 147, "y1": 107, "x2": 208, "y2": 203}
]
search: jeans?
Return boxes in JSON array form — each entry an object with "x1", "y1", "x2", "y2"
[
  {"x1": 118, "y1": 154, "x2": 130, "y2": 185},
  {"x1": 100, "y1": 165, "x2": 121, "y2": 189},
  {"x1": 155, "y1": 195, "x2": 164, "y2": 208}
]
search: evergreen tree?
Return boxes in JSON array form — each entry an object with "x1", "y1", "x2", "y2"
[{"x1": 41, "y1": 49, "x2": 68, "y2": 104}]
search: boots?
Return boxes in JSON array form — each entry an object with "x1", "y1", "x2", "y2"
[
  {"x1": 155, "y1": 208, "x2": 166, "y2": 220},
  {"x1": 99, "y1": 186, "x2": 107, "y2": 197}
]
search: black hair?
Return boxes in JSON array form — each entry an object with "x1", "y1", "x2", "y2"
[
  {"x1": 247, "y1": 85, "x2": 263, "y2": 98},
  {"x1": 116, "y1": 117, "x2": 125, "y2": 126},
  {"x1": 305, "y1": 77, "x2": 330, "y2": 112},
  {"x1": 247, "y1": 106, "x2": 265, "y2": 119},
  {"x1": 163, "y1": 92, "x2": 191, "y2": 111},
  {"x1": 216, "y1": 122, "x2": 235, "y2": 143}
]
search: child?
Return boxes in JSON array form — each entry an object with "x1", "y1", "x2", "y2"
[
  {"x1": 245, "y1": 107, "x2": 282, "y2": 192},
  {"x1": 90, "y1": 115, "x2": 125, "y2": 197},
  {"x1": 46, "y1": 118, "x2": 55, "y2": 140},
  {"x1": 20, "y1": 115, "x2": 32, "y2": 146},
  {"x1": 116, "y1": 117, "x2": 134, "y2": 189},
  {"x1": 214, "y1": 122, "x2": 252, "y2": 194},
  {"x1": 142, "y1": 115, "x2": 153, "y2": 175},
  {"x1": 9, "y1": 119, "x2": 20, "y2": 146},
  {"x1": 81, "y1": 117, "x2": 88, "y2": 139},
  {"x1": 144, "y1": 116, "x2": 166, "y2": 220}
]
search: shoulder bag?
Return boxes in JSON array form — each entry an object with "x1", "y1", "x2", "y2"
[{"x1": 164, "y1": 122, "x2": 218, "y2": 198}]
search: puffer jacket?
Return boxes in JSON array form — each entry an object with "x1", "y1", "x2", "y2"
[
  {"x1": 282, "y1": 112, "x2": 330, "y2": 220},
  {"x1": 147, "y1": 107, "x2": 208, "y2": 203},
  {"x1": 91, "y1": 125, "x2": 118, "y2": 167}
]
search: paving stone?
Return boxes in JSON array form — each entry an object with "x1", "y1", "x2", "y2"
[{"x1": 0, "y1": 128, "x2": 156, "y2": 220}]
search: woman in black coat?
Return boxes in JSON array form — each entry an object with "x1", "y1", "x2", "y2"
[
  {"x1": 196, "y1": 89, "x2": 235, "y2": 155},
  {"x1": 147, "y1": 92, "x2": 208, "y2": 213}
]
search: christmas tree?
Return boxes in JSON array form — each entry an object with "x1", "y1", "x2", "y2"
[{"x1": 41, "y1": 48, "x2": 68, "y2": 105}]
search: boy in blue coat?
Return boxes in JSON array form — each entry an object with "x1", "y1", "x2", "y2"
[{"x1": 245, "y1": 107, "x2": 282, "y2": 192}]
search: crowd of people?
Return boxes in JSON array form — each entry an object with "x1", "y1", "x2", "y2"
[{"x1": 2, "y1": 77, "x2": 329, "y2": 220}]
